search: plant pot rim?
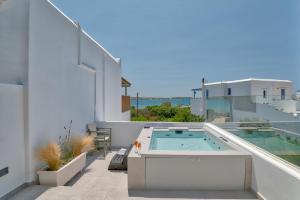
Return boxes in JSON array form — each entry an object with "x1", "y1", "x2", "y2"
[{"x1": 37, "y1": 152, "x2": 87, "y2": 174}]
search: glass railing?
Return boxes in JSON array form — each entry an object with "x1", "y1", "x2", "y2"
[
  {"x1": 206, "y1": 97, "x2": 232, "y2": 122},
  {"x1": 214, "y1": 121, "x2": 300, "y2": 169},
  {"x1": 205, "y1": 95, "x2": 299, "y2": 122}
]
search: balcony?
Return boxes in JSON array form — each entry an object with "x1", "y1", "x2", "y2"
[{"x1": 122, "y1": 95, "x2": 131, "y2": 112}]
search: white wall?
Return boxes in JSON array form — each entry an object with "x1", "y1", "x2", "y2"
[
  {"x1": 205, "y1": 81, "x2": 251, "y2": 97},
  {"x1": 104, "y1": 57, "x2": 122, "y2": 121},
  {"x1": 121, "y1": 110, "x2": 131, "y2": 121},
  {"x1": 0, "y1": 0, "x2": 29, "y2": 85},
  {"x1": 226, "y1": 81, "x2": 251, "y2": 96},
  {"x1": 79, "y1": 31, "x2": 121, "y2": 122},
  {"x1": 25, "y1": 0, "x2": 122, "y2": 181},
  {"x1": 145, "y1": 156, "x2": 247, "y2": 190},
  {"x1": 251, "y1": 80, "x2": 293, "y2": 97},
  {"x1": 0, "y1": 84, "x2": 26, "y2": 198}
]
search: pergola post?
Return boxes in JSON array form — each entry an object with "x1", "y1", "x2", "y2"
[{"x1": 202, "y1": 78, "x2": 207, "y2": 121}]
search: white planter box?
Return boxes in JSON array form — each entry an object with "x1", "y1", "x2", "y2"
[{"x1": 38, "y1": 152, "x2": 86, "y2": 186}]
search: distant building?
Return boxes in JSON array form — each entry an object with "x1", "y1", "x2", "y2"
[
  {"x1": 191, "y1": 78, "x2": 300, "y2": 122},
  {"x1": 204, "y1": 78, "x2": 293, "y2": 103}
]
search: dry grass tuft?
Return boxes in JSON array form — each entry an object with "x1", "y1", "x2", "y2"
[
  {"x1": 70, "y1": 135, "x2": 94, "y2": 157},
  {"x1": 38, "y1": 142, "x2": 61, "y2": 171}
]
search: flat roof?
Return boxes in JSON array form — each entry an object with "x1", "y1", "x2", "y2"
[{"x1": 205, "y1": 78, "x2": 292, "y2": 86}]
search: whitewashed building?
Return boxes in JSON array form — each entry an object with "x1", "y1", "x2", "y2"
[
  {"x1": 191, "y1": 78, "x2": 299, "y2": 121},
  {"x1": 204, "y1": 78, "x2": 293, "y2": 102},
  {"x1": 0, "y1": 0, "x2": 127, "y2": 197}
]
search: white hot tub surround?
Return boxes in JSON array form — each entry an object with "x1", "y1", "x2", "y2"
[{"x1": 128, "y1": 126, "x2": 252, "y2": 191}]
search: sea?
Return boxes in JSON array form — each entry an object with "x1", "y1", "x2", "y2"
[
  {"x1": 130, "y1": 97, "x2": 231, "y2": 114},
  {"x1": 130, "y1": 97, "x2": 191, "y2": 109}
]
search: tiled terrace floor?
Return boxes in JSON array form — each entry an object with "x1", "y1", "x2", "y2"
[{"x1": 9, "y1": 152, "x2": 258, "y2": 200}]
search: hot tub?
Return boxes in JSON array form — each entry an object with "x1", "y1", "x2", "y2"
[
  {"x1": 150, "y1": 129, "x2": 230, "y2": 151},
  {"x1": 128, "y1": 125, "x2": 252, "y2": 190}
]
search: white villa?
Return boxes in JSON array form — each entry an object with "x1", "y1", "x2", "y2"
[
  {"x1": 191, "y1": 78, "x2": 300, "y2": 122},
  {"x1": 1, "y1": 1, "x2": 300, "y2": 200},
  {"x1": 204, "y1": 78, "x2": 293, "y2": 101}
]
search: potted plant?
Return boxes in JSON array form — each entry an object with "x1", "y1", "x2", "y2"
[{"x1": 37, "y1": 121, "x2": 94, "y2": 186}]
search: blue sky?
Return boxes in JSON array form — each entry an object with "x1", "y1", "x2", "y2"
[{"x1": 52, "y1": 0, "x2": 300, "y2": 97}]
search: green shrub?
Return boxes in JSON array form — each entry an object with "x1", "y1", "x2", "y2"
[{"x1": 131, "y1": 103, "x2": 204, "y2": 122}]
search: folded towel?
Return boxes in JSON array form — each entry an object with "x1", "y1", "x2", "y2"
[{"x1": 117, "y1": 148, "x2": 127, "y2": 155}]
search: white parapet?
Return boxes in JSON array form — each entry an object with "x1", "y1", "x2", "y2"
[{"x1": 205, "y1": 123, "x2": 300, "y2": 200}]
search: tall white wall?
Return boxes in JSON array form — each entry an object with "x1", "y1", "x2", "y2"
[
  {"x1": 104, "y1": 57, "x2": 122, "y2": 121},
  {"x1": 25, "y1": 0, "x2": 122, "y2": 181},
  {"x1": 0, "y1": 0, "x2": 29, "y2": 84},
  {"x1": 0, "y1": 0, "x2": 122, "y2": 196},
  {"x1": 0, "y1": 84, "x2": 25, "y2": 198}
]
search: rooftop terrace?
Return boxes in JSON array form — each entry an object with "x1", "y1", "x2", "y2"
[
  {"x1": 3, "y1": 121, "x2": 300, "y2": 200},
  {"x1": 9, "y1": 151, "x2": 257, "y2": 200}
]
